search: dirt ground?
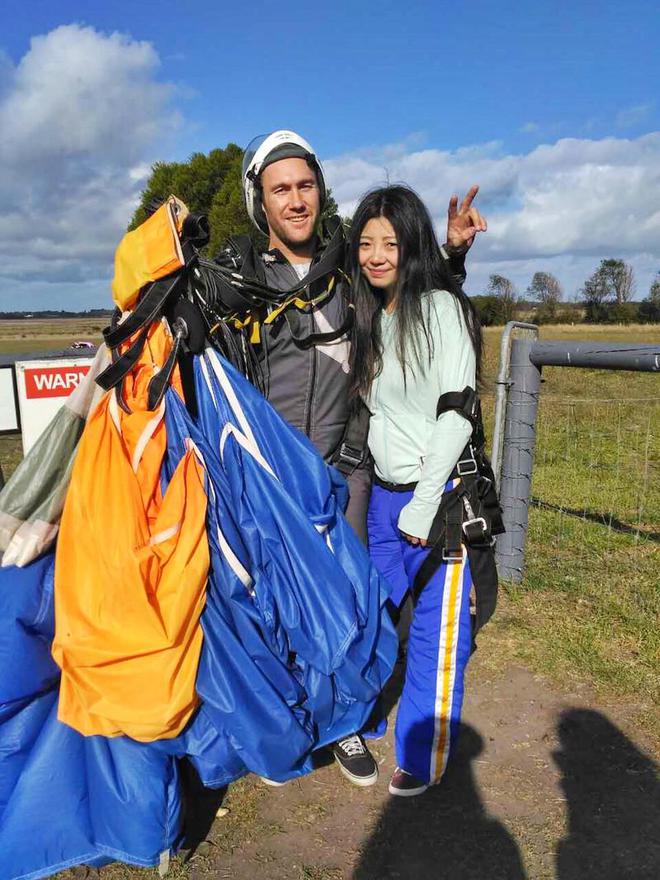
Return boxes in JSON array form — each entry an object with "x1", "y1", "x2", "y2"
[{"x1": 150, "y1": 658, "x2": 659, "y2": 880}]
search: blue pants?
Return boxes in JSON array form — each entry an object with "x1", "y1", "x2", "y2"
[{"x1": 367, "y1": 483, "x2": 473, "y2": 784}]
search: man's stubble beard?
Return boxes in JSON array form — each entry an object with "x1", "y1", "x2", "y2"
[{"x1": 267, "y1": 214, "x2": 318, "y2": 256}]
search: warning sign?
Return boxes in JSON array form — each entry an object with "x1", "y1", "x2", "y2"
[
  {"x1": 16, "y1": 358, "x2": 94, "y2": 454},
  {"x1": 23, "y1": 365, "x2": 91, "y2": 399}
]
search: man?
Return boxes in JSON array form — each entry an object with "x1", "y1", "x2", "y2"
[{"x1": 225, "y1": 130, "x2": 485, "y2": 786}]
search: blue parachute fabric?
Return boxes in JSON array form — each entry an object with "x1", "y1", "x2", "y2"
[
  {"x1": 0, "y1": 556, "x2": 183, "y2": 879},
  {"x1": 191, "y1": 350, "x2": 397, "y2": 756},
  {"x1": 164, "y1": 390, "x2": 316, "y2": 783}
]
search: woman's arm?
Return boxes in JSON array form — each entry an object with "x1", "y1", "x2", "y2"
[{"x1": 397, "y1": 295, "x2": 476, "y2": 543}]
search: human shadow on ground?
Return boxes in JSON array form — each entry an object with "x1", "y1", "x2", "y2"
[
  {"x1": 353, "y1": 723, "x2": 527, "y2": 880},
  {"x1": 554, "y1": 708, "x2": 660, "y2": 880}
]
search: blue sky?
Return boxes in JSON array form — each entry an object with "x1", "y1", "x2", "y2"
[{"x1": 1, "y1": 1, "x2": 659, "y2": 308}]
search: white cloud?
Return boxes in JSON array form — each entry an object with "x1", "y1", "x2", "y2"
[
  {"x1": 615, "y1": 103, "x2": 654, "y2": 129},
  {"x1": 3, "y1": 31, "x2": 659, "y2": 311},
  {"x1": 0, "y1": 25, "x2": 180, "y2": 309},
  {"x1": 324, "y1": 133, "x2": 660, "y2": 298}
]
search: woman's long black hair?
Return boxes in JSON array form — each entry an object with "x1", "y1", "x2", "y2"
[{"x1": 347, "y1": 184, "x2": 482, "y2": 401}]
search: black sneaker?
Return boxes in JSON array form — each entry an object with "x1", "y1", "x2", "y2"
[{"x1": 332, "y1": 734, "x2": 378, "y2": 787}]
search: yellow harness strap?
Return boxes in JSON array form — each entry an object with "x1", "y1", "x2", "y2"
[
  {"x1": 263, "y1": 274, "x2": 337, "y2": 325},
  {"x1": 212, "y1": 274, "x2": 339, "y2": 347}
]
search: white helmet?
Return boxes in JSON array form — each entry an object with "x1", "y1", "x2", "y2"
[{"x1": 242, "y1": 130, "x2": 327, "y2": 234}]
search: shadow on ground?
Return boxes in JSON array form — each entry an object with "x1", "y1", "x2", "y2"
[
  {"x1": 353, "y1": 723, "x2": 527, "y2": 880},
  {"x1": 354, "y1": 709, "x2": 660, "y2": 880},
  {"x1": 554, "y1": 708, "x2": 660, "y2": 879}
]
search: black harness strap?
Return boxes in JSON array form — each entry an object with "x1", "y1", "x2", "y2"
[
  {"x1": 95, "y1": 325, "x2": 150, "y2": 394},
  {"x1": 225, "y1": 235, "x2": 268, "y2": 285},
  {"x1": 102, "y1": 273, "x2": 181, "y2": 350},
  {"x1": 334, "y1": 399, "x2": 370, "y2": 476},
  {"x1": 285, "y1": 301, "x2": 355, "y2": 350},
  {"x1": 221, "y1": 223, "x2": 346, "y2": 305},
  {"x1": 147, "y1": 324, "x2": 183, "y2": 411},
  {"x1": 96, "y1": 272, "x2": 186, "y2": 398},
  {"x1": 408, "y1": 386, "x2": 504, "y2": 632},
  {"x1": 412, "y1": 487, "x2": 464, "y2": 603},
  {"x1": 436, "y1": 386, "x2": 479, "y2": 425}
]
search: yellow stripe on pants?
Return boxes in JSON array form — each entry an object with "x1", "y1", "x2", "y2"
[{"x1": 432, "y1": 552, "x2": 465, "y2": 781}]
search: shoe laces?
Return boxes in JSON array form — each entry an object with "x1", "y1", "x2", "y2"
[{"x1": 336, "y1": 734, "x2": 366, "y2": 757}]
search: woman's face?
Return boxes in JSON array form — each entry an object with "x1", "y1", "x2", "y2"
[{"x1": 358, "y1": 216, "x2": 399, "y2": 295}]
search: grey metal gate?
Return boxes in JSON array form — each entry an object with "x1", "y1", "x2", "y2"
[{"x1": 492, "y1": 324, "x2": 660, "y2": 582}]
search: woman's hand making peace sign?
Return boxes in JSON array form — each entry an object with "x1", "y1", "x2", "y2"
[{"x1": 446, "y1": 184, "x2": 487, "y2": 254}]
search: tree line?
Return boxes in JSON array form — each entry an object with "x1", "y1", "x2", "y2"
[
  {"x1": 130, "y1": 144, "x2": 660, "y2": 326},
  {"x1": 474, "y1": 263, "x2": 660, "y2": 325}
]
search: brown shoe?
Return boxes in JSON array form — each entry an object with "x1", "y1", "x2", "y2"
[{"x1": 388, "y1": 766, "x2": 429, "y2": 797}]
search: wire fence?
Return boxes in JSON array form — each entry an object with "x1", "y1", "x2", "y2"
[{"x1": 527, "y1": 396, "x2": 659, "y2": 553}]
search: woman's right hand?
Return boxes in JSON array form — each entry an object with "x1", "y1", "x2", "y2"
[
  {"x1": 400, "y1": 530, "x2": 428, "y2": 548},
  {"x1": 446, "y1": 185, "x2": 487, "y2": 253}
]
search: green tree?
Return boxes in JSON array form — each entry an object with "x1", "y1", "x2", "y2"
[
  {"x1": 527, "y1": 271, "x2": 562, "y2": 305},
  {"x1": 527, "y1": 271, "x2": 563, "y2": 323},
  {"x1": 648, "y1": 272, "x2": 660, "y2": 305},
  {"x1": 130, "y1": 144, "x2": 244, "y2": 231},
  {"x1": 487, "y1": 274, "x2": 517, "y2": 322},
  {"x1": 638, "y1": 271, "x2": 660, "y2": 323},
  {"x1": 207, "y1": 156, "x2": 266, "y2": 254},
  {"x1": 601, "y1": 258, "x2": 635, "y2": 303},
  {"x1": 470, "y1": 294, "x2": 506, "y2": 326},
  {"x1": 581, "y1": 258, "x2": 635, "y2": 309},
  {"x1": 321, "y1": 189, "x2": 339, "y2": 225}
]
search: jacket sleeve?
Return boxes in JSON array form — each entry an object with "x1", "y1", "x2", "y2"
[
  {"x1": 397, "y1": 295, "x2": 475, "y2": 541},
  {"x1": 440, "y1": 245, "x2": 467, "y2": 287},
  {"x1": 345, "y1": 462, "x2": 372, "y2": 545}
]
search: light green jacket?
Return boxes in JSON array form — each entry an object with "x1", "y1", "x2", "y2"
[{"x1": 365, "y1": 289, "x2": 476, "y2": 540}]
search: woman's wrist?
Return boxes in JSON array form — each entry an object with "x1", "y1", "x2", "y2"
[{"x1": 397, "y1": 498, "x2": 436, "y2": 543}]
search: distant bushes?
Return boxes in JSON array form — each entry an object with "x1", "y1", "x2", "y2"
[
  {"x1": 638, "y1": 299, "x2": 660, "y2": 323},
  {"x1": 471, "y1": 263, "x2": 660, "y2": 326},
  {"x1": 470, "y1": 298, "x2": 658, "y2": 326},
  {"x1": 470, "y1": 295, "x2": 507, "y2": 326}
]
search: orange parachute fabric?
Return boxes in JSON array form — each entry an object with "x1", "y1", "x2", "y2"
[
  {"x1": 52, "y1": 320, "x2": 209, "y2": 741},
  {"x1": 112, "y1": 196, "x2": 188, "y2": 311}
]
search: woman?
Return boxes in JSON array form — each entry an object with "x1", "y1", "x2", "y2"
[{"x1": 348, "y1": 185, "x2": 485, "y2": 797}]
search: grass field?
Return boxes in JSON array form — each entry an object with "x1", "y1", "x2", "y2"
[
  {"x1": 0, "y1": 317, "x2": 105, "y2": 355},
  {"x1": 479, "y1": 324, "x2": 660, "y2": 740},
  {"x1": 1, "y1": 321, "x2": 658, "y2": 879}
]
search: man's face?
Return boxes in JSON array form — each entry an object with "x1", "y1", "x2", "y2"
[{"x1": 260, "y1": 157, "x2": 320, "y2": 250}]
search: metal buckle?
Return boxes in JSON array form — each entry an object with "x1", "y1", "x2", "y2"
[
  {"x1": 337, "y1": 443, "x2": 363, "y2": 469},
  {"x1": 462, "y1": 516, "x2": 488, "y2": 537},
  {"x1": 462, "y1": 517, "x2": 496, "y2": 546},
  {"x1": 456, "y1": 458, "x2": 478, "y2": 476},
  {"x1": 442, "y1": 547, "x2": 464, "y2": 562}
]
